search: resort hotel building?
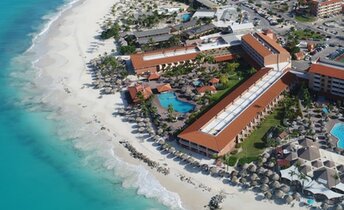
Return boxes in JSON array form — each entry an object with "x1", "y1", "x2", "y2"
[
  {"x1": 130, "y1": 33, "x2": 242, "y2": 75},
  {"x1": 308, "y1": 58, "x2": 344, "y2": 97},
  {"x1": 177, "y1": 31, "x2": 293, "y2": 156},
  {"x1": 309, "y1": 0, "x2": 343, "y2": 17}
]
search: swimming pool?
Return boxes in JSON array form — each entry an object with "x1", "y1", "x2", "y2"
[
  {"x1": 182, "y1": 13, "x2": 191, "y2": 22},
  {"x1": 158, "y1": 92, "x2": 195, "y2": 113},
  {"x1": 331, "y1": 123, "x2": 344, "y2": 149},
  {"x1": 322, "y1": 107, "x2": 329, "y2": 114}
]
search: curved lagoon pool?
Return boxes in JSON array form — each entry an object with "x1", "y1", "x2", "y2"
[
  {"x1": 331, "y1": 123, "x2": 344, "y2": 149},
  {"x1": 158, "y1": 92, "x2": 195, "y2": 113}
]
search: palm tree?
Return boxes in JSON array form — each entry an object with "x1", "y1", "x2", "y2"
[{"x1": 167, "y1": 104, "x2": 174, "y2": 121}]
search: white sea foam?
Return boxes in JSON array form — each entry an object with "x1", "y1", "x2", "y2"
[{"x1": 12, "y1": 0, "x2": 187, "y2": 209}]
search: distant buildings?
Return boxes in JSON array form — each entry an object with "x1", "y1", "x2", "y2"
[
  {"x1": 308, "y1": 58, "x2": 344, "y2": 97},
  {"x1": 310, "y1": 0, "x2": 343, "y2": 17},
  {"x1": 128, "y1": 83, "x2": 153, "y2": 103},
  {"x1": 133, "y1": 28, "x2": 172, "y2": 46}
]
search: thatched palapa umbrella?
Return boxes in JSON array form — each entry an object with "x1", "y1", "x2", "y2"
[
  {"x1": 210, "y1": 166, "x2": 218, "y2": 175},
  {"x1": 264, "y1": 191, "x2": 272, "y2": 199},
  {"x1": 158, "y1": 139, "x2": 165, "y2": 145},
  {"x1": 280, "y1": 184, "x2": 290, "y2": 193},
  {"x1": 320, "y1": 202, "x2": 329, "y2": 210},
  {"x1": 274, "y1": 189, "x2": 284, "y2": 199},
  {"x1": 231, "y1": 176, "x2": 238, "y2": 184},
  {"x1": 292, "y1": 192, "x2": 301, "y2": 201},
  {"x1": 284, "y1": 194, "x2": 293, "y2": 204},
  {"x1": 250, "y1": 180, "x2": 258, "y2": 187},
  {"x1": 271, "y1": 180, "x2": 281, "y2": 188},
  {"x1": 168, "y1": 147, "x2": 176, "y2": 154},
  {"x1": 250, "y1": 173, "x2": 258, "y2": 181},
  {"x1": 261, "y1": 184, "x2": 269, "y2": 192},
  {"x1": 271, "y1": 173, "x2": 280, "y2": 181}
]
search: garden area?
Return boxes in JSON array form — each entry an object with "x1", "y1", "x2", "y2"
[{"x1": 295, "y1": 14, "x2": 315, "y2": 23}]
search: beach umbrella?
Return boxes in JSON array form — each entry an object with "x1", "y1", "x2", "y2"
[
  {"x1": 187, "y1": 157, "x2": 195, "y2": 165},
  {"x1": 274, "y1": 189, "x2": 284, "y2": 199},
  {"x1": 265, "y1": 170, "x2": 273, "y2": 177},
  {"x1": 257, "y1": 167, "x2": 265, "y2": 175},
  {"x1": 174, "y1": 151, "x2": 181, "y2": 157},
  {"x1": 210, "y1": 166, "x2": 218, "y2": 175},
  {"x1": 250, "y1": 173, "x2": 258, "y2": 181},
  {"x1": 231, "y1": 171, "x2": 238, "y2": 178},
  {"x1": 268, "y1": 161, "x2": 275, "y2": 168},
  {"x1": 261, "y1": 157, "x2": 267, "y2": 163},
  {"x1": 157, "y1": 128, "x2": 163, "y2": 135},
  {"x1": 264, "y1": 191, "x2": 272, "y2": 200},
  {"x1": 291, "y1": 192, "x2": 301, "y2": 201},
  {"x1": 240, "y1": 177, "x2": 247, "y2": 184},
  {"x1": 271, "y1": 173, "x2": 280, "y2": 181},
  {"x1": 280, "y1": 184, "x2": 290, "y2": 193},
  {"x1": 158, "y1": 139, "x2": 165, "y2": 145},
  {"x1": 193, "y1": 161, "x2": 200, "y2": 167},
  {"x1": 239, "y1": 170, "x2": 248, "y2": 178},
  {"x1": 201, "y1": 164, "x2": 209, "y2": 172},
  {"x1": 231, "y1": 176, "x2": 238, "y2": 184},
  {"x1": 138, "y1": 127, "x2": 146, "y2": 133},
  {"x1": 168, "y1": 147, "x2": 176, "y2": 154},
  {"x1": 321, "y1": 202, "x2": 329, "y2": 210},
  {"x1": 218, "y1": 170, "x2": 226, "y2": 177},
  {"x1": 284, "y1": 194, "x2": 293, "y2": 204},
  {"x1": 242, "y1": 163, "x2": 249, "y2": 170},
  {"x1": 261, "y1": 184, "x2": 269, "y2": 192},
  {"x1": 336, "y1": 205, "x2": 343, "y2": 210},
  {"x1": 261, "y1": 176, "x2": 270, "y2": 184},
  {"x1": 250, "y1": 180, "x2": 258, "y2": 187},
  {"x1": 136, "y1": 117, "x2": 143, "y2": 123},
  {"x1": 162, "y1": 143, "x2": 169, "y2": 150},
  {"x1": 271, "y1": 180, "x2": 281, "y2": 188},
  {"x1": 181, "y1": 154, "x2": 188, "y2": 161},
  {"x1": 249, "y1": 164, "x2": 257, "y2": 173}
]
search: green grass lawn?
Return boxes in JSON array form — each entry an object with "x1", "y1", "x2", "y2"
[
  {"x1": 291, "y1": 29, "x2": 324, "y2": 41},
  {"x1": 234, "y1": 107, "x2": 283, "y2": 159},
  {"x1": 210, "y1": 79, "x2": 241, "y2": 101},
  {"x1": 295, "y1": 15, "x2": 315, "y2": 23}
]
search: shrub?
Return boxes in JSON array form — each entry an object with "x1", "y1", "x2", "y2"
[
  {"x1": 226, "y1": 156, "x2": 238, "y2": 166},
  {"x1": 238, "y1": 157, "x2": 258, "y2": 165}
]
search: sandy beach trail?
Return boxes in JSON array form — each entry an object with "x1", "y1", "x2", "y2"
[{"x1": 33, "y1": 0, "x2": 307, "y2": 209}]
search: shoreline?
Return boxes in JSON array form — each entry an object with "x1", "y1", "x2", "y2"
[{"x1": 29, "y1": 0, "x2": 306, "y2": 209}]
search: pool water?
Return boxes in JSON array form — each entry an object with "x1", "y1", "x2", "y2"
[
  {"x1": 322, "y1": 107, "x2": 329, "y2": 114},
  {"x1": 158, "y1": 92, "x2": 195, "y2": 113},
  {"x1": 192, "y1": 80, "x2": 202, "y2": 87},
  {"x1": 182, "y1": 13, "x2": 191, "y2": 22},
  {"x1": 331, "y1": 123, "x2": 344, "y2": 149},
  {"x1": 307, "y1": 199, "x2": 315, "y2": 205}
]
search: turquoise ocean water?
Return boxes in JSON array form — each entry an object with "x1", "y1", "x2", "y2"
[{"x1": 0, "y1": 0, "x2": 172, "y2": 209}]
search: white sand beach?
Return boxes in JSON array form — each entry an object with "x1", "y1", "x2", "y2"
[{"x1": 32, "y1": 0, "x2": 307, "y2": 209}]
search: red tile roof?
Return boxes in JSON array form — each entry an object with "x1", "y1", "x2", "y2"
[
  {"x1": 309, "y1": 63, "x2": 344, "y2": 80},
  {"x1": 197, "y1": 85, "x2": 217, "y2": 93},
  {"x1": 256, "y1": 33, "x2": 290, "y2": 55},
  {"x1": 147, "y1": 72, "x2": 160, "y2": 80},
  {"x1": 157, "y1": 84, "x2": 172, "y2": 93},
  {"x1": 209, "y1": 78, "x2": 220, "y2": 84},
  {"x1": 178, "y1": 70, "x2": 294, "y2": 153},
  {"x1": 242, "y1": 34, "x2": 271, "y2": 57},
  {"x1": 128, "y1": 84, "x2": 153, "y2": 103},
  {"x1": 130, "y1": 46, "x2": 199, "y2": 72}
]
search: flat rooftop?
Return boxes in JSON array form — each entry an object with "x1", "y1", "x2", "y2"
[{"x1": 201, "y1": 68, "x2": 285, "y2": 135}]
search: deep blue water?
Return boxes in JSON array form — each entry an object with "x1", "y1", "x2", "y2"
[
  {"x1": 158, "y1": 92, "x2": 195, "y2": 113},
  {"x1": 0, "y1": 0, "x2": 168, "y2": 209}
]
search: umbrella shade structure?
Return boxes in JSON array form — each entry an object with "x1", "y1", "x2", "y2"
[
  {"x1": 249, "y1": 164, "x2": 257, "y2": 173},
  {"x1": 231, "y1": 171, "x2": 238, "y2": 178},
  {"x1": 257, "y1": 167, "x2": 265, "y2": 175},
  {"x1": 158, "y1": 139, "x2": 165, "y2": 145},
  {"x1": 201, "y1": 164, "x2": 209, "y2": 171},
  {"x1": 280, "y1": 184, "x2": 290, "y2": 193},
  {"x1": 271, "y1": 173, "x2": 280, "y2": 181},
  {"x1": 321, "y1": 202, "x2": 329, "y2": 210},
  {"x1": 284, "y1": 194, "x2": 293, "y2": 204},
  {"x1": 264, "y1": 191, "x2": 272, "y2": 199},
  {"x1": 242, "y1": 163, "x2": 249, "y2": 170},
  {"x1": 292, "y1": 192, "x2": 301, "y2": 201},
  {"x1": 168, "y1": 147, "x2": 176, "y2": 154},
  {"x1": 162, "y1": 143, "x2": 169, "y2": 150},
  {"x1": 210, "y1": 166, "x2": 218, "y2": 175},
  {"x1": 335, "y1": 205, "x2": 343, "y2": 210},
  {"x1": 231, "y1": 176, "x2": 238, "y2": 184},
  {"x1": 261, "y1": 184, "x2": 269, "y2": 192},
  {"x1": 274, "y1": 189, "x2": 284, "y2": 199},
  {"x1": 271, "y1": 181, "x2": 281, "y2": 188},
  {"x1": 174, "y1": 151, "x2": 181, "y2": 157},
  {"x1": 250, "y1": 180, "x2": 258, "y2": 187},
  {"x1": 181, "y1": 154, "x2": 188, "y2": 161},
  {"x1": 240, "y1": 177, "x2": 247, "y2": 184},
  {"x1": 260, "y1": 176, "x2": 270, "y2": 184},
  {"x1": 250, "y1": 173, "x2": 258, "y2": 181},
  {"x1": 239, "y1": 170, "x2": 248, "y2": 178},
  {"x1": 265, "y1": 170, "x2": 273, "y2": 177},
  {"x1": 187, "y1": 157, "x2": 195, "y2": 165},
  {"x1": 193, "y1": 161, "x2": 200, "y2": 167},
  {"x1": 138, "y1": 127, "x2": 146, "y2": 133}
]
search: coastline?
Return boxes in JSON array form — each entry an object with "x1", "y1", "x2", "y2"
[{"x1": 28, "y1": 0, "x2": 307, "y2": 209}]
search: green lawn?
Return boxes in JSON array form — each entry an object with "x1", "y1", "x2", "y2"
[
  {"x1": 291, "y1": 29, "x2": 324, "y2": 41},
  {"x1": 295, "y1": 15, "x2": 315, "y2": 23},
  {"x1": 234, "y1": 107, "x2": 283, "y2": 159},
  {"x1": 210, "y1": 75, "x2": 242, "y2": 102}
]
